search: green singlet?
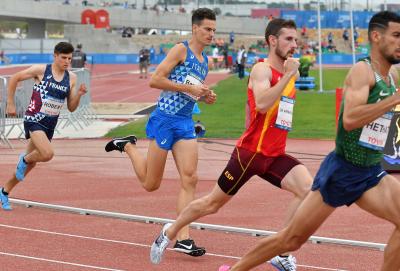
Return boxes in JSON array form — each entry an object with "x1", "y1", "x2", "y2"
[{"x1": 335, "y1": 57, "x2": 397, "y2": 167}]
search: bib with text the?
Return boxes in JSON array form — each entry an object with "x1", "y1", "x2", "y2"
[
  {"x1": 275, "y1": 96, "x2": 295, "y2": 131},
  {"x1": 39, "y1": 97, "x2": 64, "y2": 116},
  {"x1": 359, "y1": 112, "x2": 393, "y2": 150},
  {"x1": 183, "y1": 74, "x2": 203, "y2": 101}
]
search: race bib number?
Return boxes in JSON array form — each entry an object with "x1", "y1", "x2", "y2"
[
  {"x1": 183, "y1": 74, "x2": 203, "y2": 101},
  {"x1": 40, "y1": 97, "x2": 64, "y2": 116},
  {"x1": 359, "y1": 112, "x2": 393, "y2": 150},
  {"x1": 275, "y1": 96, "x2": 295, "y2": 131}
]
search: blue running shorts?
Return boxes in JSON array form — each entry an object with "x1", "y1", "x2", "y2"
[
  {"x1": 24, "y1": 121, "x2": 54, "y2": 140},
  {"x1": 146, "y1": 110, "x2": 196, "y2": 151},
  {"x1": 311, "y1": 151, "x2": 387, "y2": 207}
]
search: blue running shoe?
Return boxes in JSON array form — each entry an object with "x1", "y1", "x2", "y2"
[
  {"x1": 0, "y1": 188, "x2": 12, "y2": 211},
  {"x1": 15, "y1": 153, "x2": 27, "y2": 181}
]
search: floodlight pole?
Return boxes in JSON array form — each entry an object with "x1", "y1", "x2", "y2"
[
  {"x1": 349, "y1": 0, "x2": 356, "y2": 65},
  {"x1": 317, "y1": 0, "x2": 323, "y2": 92}
]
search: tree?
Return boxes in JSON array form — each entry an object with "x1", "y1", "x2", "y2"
[{"x1": 213, "y1": 7, "x2": 222, "y2": 15}]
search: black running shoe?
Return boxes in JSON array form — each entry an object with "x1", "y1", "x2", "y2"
[
  {"x1": 105, "y1": 135, "x2": 137, "y2": 152},
  {"x1": 173, "y1": 239, "x2": 206, "y2": 257}
]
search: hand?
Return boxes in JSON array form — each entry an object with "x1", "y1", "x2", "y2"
[
  {"x1": 284, "y1": 58, "x2": 300, "y2": 76},
  {"x1": 6, "y1": 102, "x2": 16, "y2": 117},
  {"x1": 188, "y1": 84, "x2": 210, "y2": 98},
  {"x1": 78, "y1": 84, "x2": 87, "y2": 96},
  {"x1": 203, "y1": 90, "x2": 217, "y2": 104}
]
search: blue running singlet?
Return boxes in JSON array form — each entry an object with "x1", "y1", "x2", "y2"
[
  {"x1": 156, "y1": 41, "x2": 209, "y2": 117},
  {"x1": 24, "y1": 64, "x2": 70, "y2": 130}
]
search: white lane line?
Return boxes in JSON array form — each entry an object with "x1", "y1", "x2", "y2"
[
  {"x1": 0, "y1": 252, "x2": 125, "y2": 271},
  {"x1": 0, "y1": 223, "x2": 347, "y2": 271},
  {"x1": 206, "y1": 252, "x2": 348, "y2": 271}
]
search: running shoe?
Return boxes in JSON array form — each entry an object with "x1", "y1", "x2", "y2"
[
  {"x1": 15, "y1": 153, "x2": 27, "y2": 181},
  {"x1": 270, "y1": 255, "x2": 297, "y2": 271},
  {"x1": 105, "y1": 135, "x2": 137, "y2": 153},
  {"x1": 173, "y1": 238, "x2": 206, "y2": 257},
  {"x1": 0, "y1": 188, "x2": 11, "y2": 211},
  {"x1": 150, "y1": 223, "x2": 171, "y2": 264},
  {"x1": 218, "y1": 265, "x2": 231, "y2": 271}
]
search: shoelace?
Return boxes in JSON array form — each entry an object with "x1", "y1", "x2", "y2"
[{"x1": 279, "y1": 257, "x2": 296, "y2": 271}]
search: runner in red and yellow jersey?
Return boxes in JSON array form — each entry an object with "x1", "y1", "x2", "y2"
[{"x1": 150, "y1": 18, "x2": 313, "y2": 270}]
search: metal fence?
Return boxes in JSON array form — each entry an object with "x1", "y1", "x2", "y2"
[{"x1": 0, "y1": 68, "x2": 95, "y2": 148}]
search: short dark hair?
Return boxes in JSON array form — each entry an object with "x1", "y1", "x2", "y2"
[
  {"x1": 54, "y1": 42, "x2": 74, "y2": 54},
  {"x1": 265, "y1": 18, "x2": 297, "y2": 45},
  {"x1": 368, "y1": 11, "x2": 400, "y2": 41},
  {"x1": 192, "y1": 8, "x2": 216, "y2": 25}
]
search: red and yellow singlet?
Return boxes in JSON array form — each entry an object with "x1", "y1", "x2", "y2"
[{"x1": 237, "y1": 66, "x2": 296, "y2": 156}]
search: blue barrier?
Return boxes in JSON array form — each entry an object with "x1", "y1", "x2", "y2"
[
  {"x1": 295, "y1": 77, "x2": 316, "y2": 90},
  {"x1": 0, "y1": 52, "x2": 369, "y2": 66},
  {"x1": 280, "y1": 10, "x2": 378, "y2": 29}
]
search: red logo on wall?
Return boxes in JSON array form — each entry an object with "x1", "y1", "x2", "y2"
[{"x1": 81, "y1": 9, "x2": 110, "y2": 29}]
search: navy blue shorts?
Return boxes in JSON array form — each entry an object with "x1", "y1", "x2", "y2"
[
  {"x1": 24, "y1": 121, "x2": 54, "y2": 141},
  {"x1": 311, "y1": 151, "x2": 387, "y2": 207},
  {"x1": 146, "y1": 110, "x2": 196, "y2": 151}
]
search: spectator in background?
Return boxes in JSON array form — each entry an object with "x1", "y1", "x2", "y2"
[
  {"x1": 229, "y1": 31, "x2": 235, "y2": 44},
  {"x1": 212, "y1": 45, "x2": 219, "y2": 70},
  {"x1": 139, "y1": 46, "x2": 150, "y2": 79},
  {"x1": 301, "y1": 25, "x2": 307, "y2": 38},
  {"x1": 354, "y1": 27, "x2": 359, "y2": 47},
  {"x1": 149, "y1": 45, "x2": 156, "y2": 65},
  {"x1": 237, "y1": 45, "x2": 247, "y2": 79},
  {"x1": 342, "y1": 28, "x2": 349, "y2": 42},
  {"x1": 222, "y1": 44, "x2": 229, "y2": 69},
  {"x1": 327, "y1": 31, "x2": 333, "y2": 45},
  {"x1": 71, "y1": 44, "x2": 87, "y2": 69},
  {"x1": 0, "y1": 50, "x2": 11, "y2": 65}
]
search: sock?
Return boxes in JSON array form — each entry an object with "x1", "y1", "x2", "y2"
[{"x1": 2, "y1": 188, "x2": 9, "y2": 196}]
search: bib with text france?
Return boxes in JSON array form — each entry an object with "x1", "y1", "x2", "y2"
[
  {"x1": 275, "y1": 96, "x2": 295, "y2": 131},
  {"x1": 183, "y1": 73, "x2": 203, "y2": 101},
  {"x1": 39, "y1": 97, "x2": 64, "y2": 116},
  {"x1": 358, "y1": 112, "x2": 393, "y2": 150}
]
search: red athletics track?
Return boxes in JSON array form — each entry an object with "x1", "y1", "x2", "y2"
[
  {"x1": 0, "y1": 64, "x2": 231, "y2": 103},
  {"x1": 0, "y1": 138, "x2": 395, "y2": 271}
]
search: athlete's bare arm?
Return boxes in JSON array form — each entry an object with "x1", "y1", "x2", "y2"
[
  {"x1": 149, "y1": 43, "x2": 210, "y2": 97},
  {"x1": 249, "y1": 60, "x2": 298, "y2": 114},
  {"x1": 343, "y1": 62, "x2": 400, "y2": 131},
  {"x1": 6, "y1": 64, "x2": 46, "y2": 116},
  {"x1": 67, "y1": 72, "x2": 87, "y2": 112}
]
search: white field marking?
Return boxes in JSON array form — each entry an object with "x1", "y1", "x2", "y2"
[
  {"x1": 0, "y1": 224, "x2": 347, "y2": 271},
  {"x1": 0, "y1": 252, "x2": 125, "y2": 271}
]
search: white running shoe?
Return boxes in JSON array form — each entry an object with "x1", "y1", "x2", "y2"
[
  {"x1": 270, "y1": 255, "x2": 297, "y2": 271},
  {"x1": 150, "y1": 223, "x2": 172, "y2": 264}
]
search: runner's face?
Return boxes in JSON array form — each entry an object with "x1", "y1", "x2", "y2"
[
  {"x1": 193, "y1": 19, "x2": 216, "y2": 46},
  {"x1": 275, "y1": 28, "x2": 298, "y2": 60},
  {"x1": 379, "y1": 22, "x2": 400, "y2": 64},
  {"x1": 54, "y1": 53, "x2": 72, "y2": 70}
]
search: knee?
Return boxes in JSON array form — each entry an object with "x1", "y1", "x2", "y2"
[
  {"x1": 298, "y1": 184, "x2": 311, "y2": 199},
  {"x1": 40, "y1": 150, "x2": 54, "y2": 162},
  {"x1": 142, "y1": 183, "x2": 160, "y2": 192},
  {"x1": 282, "y1": 233, "x2": 308, "y2": 252},
  {"x1": 180, "y1": 173, "x2": 198, "y2": 191}
]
